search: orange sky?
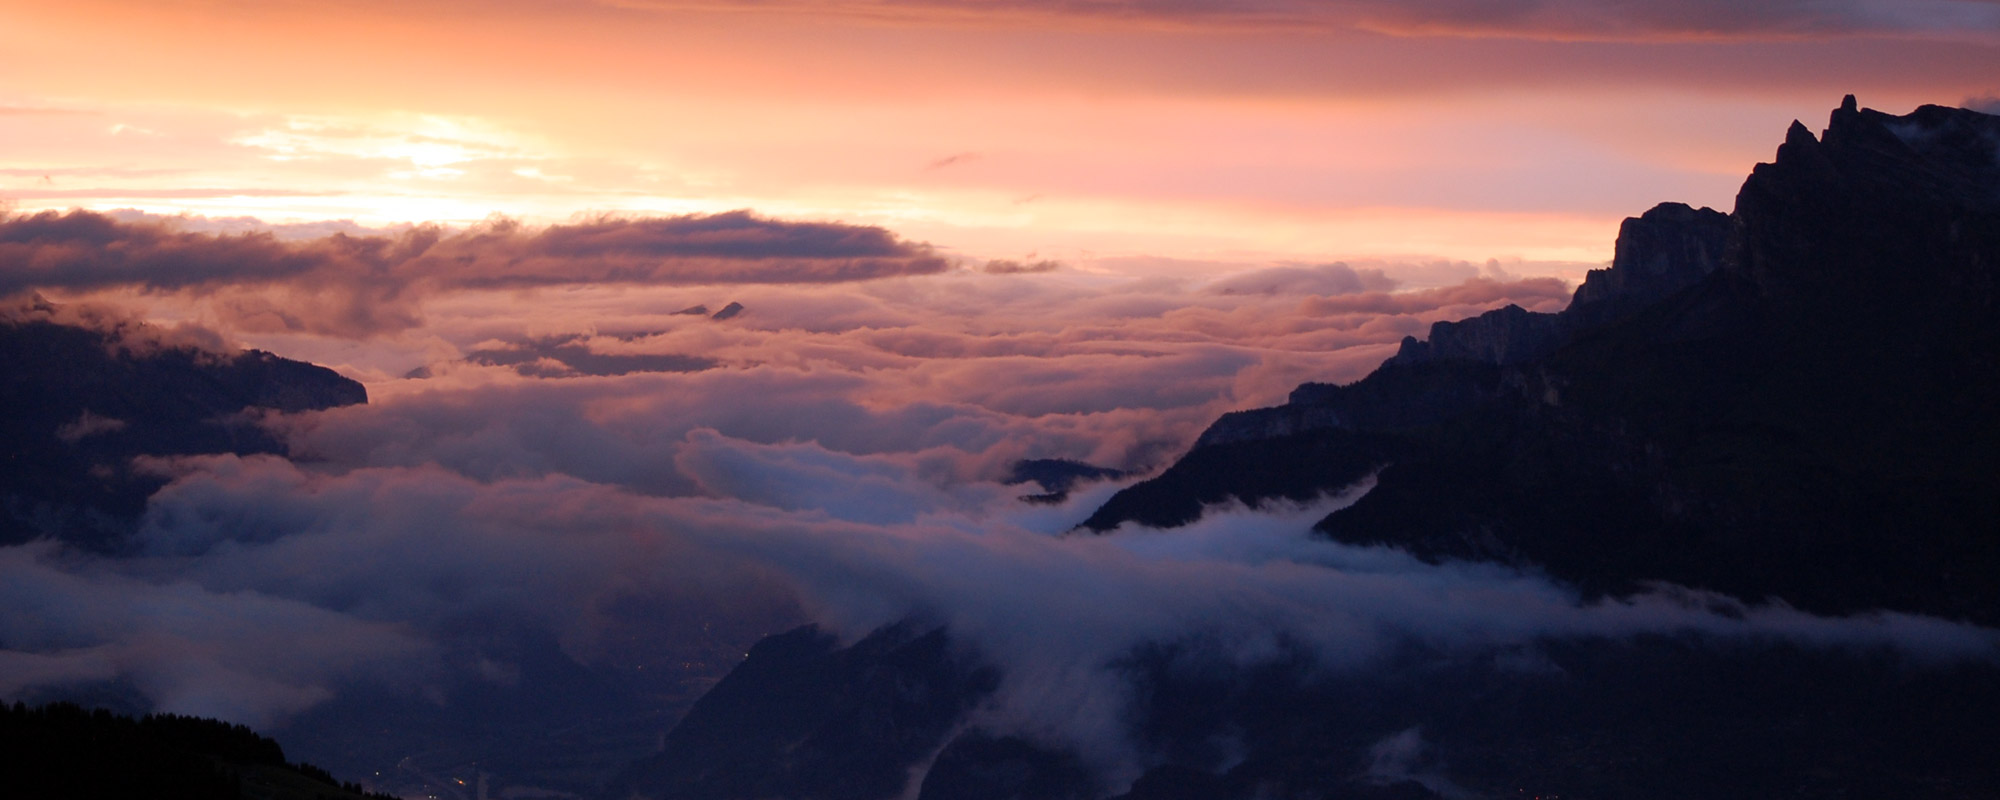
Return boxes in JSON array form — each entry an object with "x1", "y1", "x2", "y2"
[{"x1": 3, "y1": 0, "x2": 1996, "y2": 279}]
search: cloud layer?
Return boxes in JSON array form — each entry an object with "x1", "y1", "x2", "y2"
[
  {"x1": 5, "y1": 211, "x2": 1997, "y2": 792},
  {"x1": 6, "y1": 213, "x2": 1579, "y2": 740}
]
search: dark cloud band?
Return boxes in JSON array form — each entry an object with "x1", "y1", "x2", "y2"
[
  {"x1": 0, "y1": 209, "x2": 948, "y2": 335},
  {"x1": 637, "y1": 0, "x2": 2000, "y2": 40}
]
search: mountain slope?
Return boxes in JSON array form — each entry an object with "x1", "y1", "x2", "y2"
[
  {"x1": 608, "y1": 622, "x2": 999, "y2": 800},
  {"x1": 0, "y1": 300, "x2": 367, "y2": 548},
  {"x1": 1088, "y1": 96, "x2": 2000, "y2": 624}
]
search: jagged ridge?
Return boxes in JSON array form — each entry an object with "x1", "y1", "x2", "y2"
[{"x1": 1086, "y1": 96, "x2": 2000, "y2": 624}]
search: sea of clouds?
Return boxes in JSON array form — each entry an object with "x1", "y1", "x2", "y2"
[{"x1": 3, "y1": 209, "x2": 1993, "y2": 786}]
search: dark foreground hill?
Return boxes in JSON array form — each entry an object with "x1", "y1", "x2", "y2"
[
  {"x1": 0, "y1": 701, "x2": 393, "y2": 800},
  {"x1": 0, "y1": 299, "x2": 365, "y2": 548},
  {"x1": 612, "y1": 98, "x2": 2000, "y2": 800}
]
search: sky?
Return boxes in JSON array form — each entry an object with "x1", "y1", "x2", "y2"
[
  {"x1": 4, "y1": 0, "x2": 1996, "y2": 274},
  {"x1": 4, "y1": 1, "x2": 2000, "y2": 793}
]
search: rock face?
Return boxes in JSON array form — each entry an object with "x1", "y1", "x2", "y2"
[
  {"x1": 1387, "y1": 201, "x2": 1730, "y2": 370},
  {"x1": 1387, "y1": 302, "x2": 1569, "y2": 366},
  {"x1": 1214, "y1": 199, "x2": 1727, "y2": 451},
  {"x1": 1092, "y1": 97, "x2": 2000, "y2": 624},
  {"x1": 1570, "y1": 202, "x2": 1732, "y2": 323},
  {"x1": 0, "y1": 304, "x2": 366, "y2": 547},
  {"x1": 1732, "y1": 97, "x2": 2000, "y2": 312}
]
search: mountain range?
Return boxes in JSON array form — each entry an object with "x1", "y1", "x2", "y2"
[
  {"x1": 613, "y1": 97, "x2": 2000, "y2": 800},
  {"x1": 1088, "y1": 95, "x2": 1999, "y2": 625}
]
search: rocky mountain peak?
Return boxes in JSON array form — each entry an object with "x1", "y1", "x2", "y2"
[
  {"x1": 1568, "y1": 202, "x2": 1730, "y2": 323},
  {"x1": 1089, "y1": 97, "x2": 2000, "y2": 625},
  {"x1": 1389, "y1": 200, "x2": 1729, "y2": 372},
  {"x1": 1728, "y1": 97, "x2": 2000, "y2": 314}
]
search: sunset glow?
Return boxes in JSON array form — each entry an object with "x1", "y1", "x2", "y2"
[
  {"x1": 4, "y1": 4, "x2": 2000, "y2": 796},
  {"x1": 7, "y1": 0, "x2": 1995, "y2": 275}
]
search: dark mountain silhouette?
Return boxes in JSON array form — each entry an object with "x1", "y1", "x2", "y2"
[
  {"x1": 613, "y1": 98, "x2": 2000, "y2": 800},
  {"x1": 1094, "y1": 637, "x2": 2000, "y2": 800},
  {"x1": 459, "y1": 333, "x2": 717, "y2": 377},
  {"x1": 1004, "y1": 458, "x2": 1129, "y2": 503},
  {"x1": 0, "y1": 701, "x2": 395, "y2": 800},
  {"x1": 607, "y1": 622, "x2": 997, "y2": 800},
  {"x1": 617, "y1": 619, "x2": 2000, "y2": 800},
  {"x1": 916, "y1": 730, "x2": 1100, "y2": 800},
  {"x1": 1088, "y1": 96, "x2": 2000, "y2": 626},
  {"x1": 0, "y1": 299, "x2": 366, "y2": 548}
]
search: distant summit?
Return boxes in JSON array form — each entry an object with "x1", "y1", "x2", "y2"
[
  {"x1": 1384, "y1": 201, "x2": 1732, "y2": 368},
  {"x1": 0, "y1": 300, "x2": 366, "y2": 547},
  {"x1": 666, "y1": 301, "x2": 745, "y2": 319},
  {"x1": 1003, "y1": 458, "x2": 1128, "y2": 503}
]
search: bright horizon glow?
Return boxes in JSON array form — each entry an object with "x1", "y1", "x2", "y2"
[{"x1": 4, "y1": 0, "x2": 1997, "y2": 281}]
